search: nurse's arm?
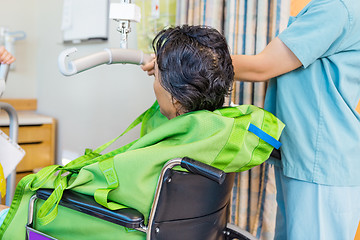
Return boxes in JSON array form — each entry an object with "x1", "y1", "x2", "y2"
[{"x1": 231, "y1": 37, "x2": 302, "y2": 82}]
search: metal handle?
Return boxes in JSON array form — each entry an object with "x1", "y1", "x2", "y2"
[
  {"x1": 0, "y1": 102, "x2": 19, "y2": 205},
  {"x1": 0, "y1": 64, "x2": 10, "y2": 81},
  {"x1": 0, "y1": 64, "x2": 10, "y2": 96},
  {"x1": 270, "y1": 148, "x2": 281, "y2": 160},
  {"x1": 180, "y1": 157, "x2": 226, "y2": 184},
  {"x1": 58, "y1": 48, "x2": 153, "y2": 76}
]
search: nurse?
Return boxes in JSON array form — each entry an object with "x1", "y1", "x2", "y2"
[{"x1": 231, "y1": 0, "x2": 360, "y2": 239}]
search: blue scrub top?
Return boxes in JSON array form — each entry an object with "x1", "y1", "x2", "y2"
[{"x1": 265, "y1": 0, "x2": 360, "y2": 186}]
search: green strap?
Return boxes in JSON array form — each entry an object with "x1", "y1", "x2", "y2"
[
  {"x1": 93, "y1": 104, "x2": 154, "y2": 154},
  {"x1": 29, "y1": 165, "x2": 62, "y2": 191},
  {"x1": 37, "y1": 171, "x2": 69, "y2": 225},
  {"x1": 94, "y1": 188, "x2": 127, "y2": 210},
  {"x1": 62, "y1": 103, "x2": 159, "y2": 171},
  {"x1": 94, "y1": 157, "x2": 127, "y2": 210},
  {"x1": 99, "y1": 157, "x2": 118, "y2": 188},
  {"x1": 92, "y1": 102, "x2": 161, "y2": 210},
  {"x1": 211, "y1": 108, "x2": 250, "y2": 169},
  {"x1": 63, "y1": 150, "x2": 101, "y2": 171},
  {"x1": 0, "y1": 174, "x2": 36, "y2": 238}
]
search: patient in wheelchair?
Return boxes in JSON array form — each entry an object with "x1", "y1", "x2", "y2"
[{"x1": 0, "y1": 25, "x2": 283, "y2": 239}]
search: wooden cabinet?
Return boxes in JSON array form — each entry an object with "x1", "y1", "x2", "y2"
[
  {"x1": 1, "y1": 123, "x2": 55, "y2": 172},
  {"x1": 0, "y1": 99, "x2": 56, "y2": 185}
]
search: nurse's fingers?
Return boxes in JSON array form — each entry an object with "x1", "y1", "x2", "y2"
[
  {"x1": 146, "y1": 69, "x2": 155, "y2": 76},
  {"x1": 0, "y1": 46, "x2": 16, "y2": 64},
  {"x1": 141, "y1": 58, "x2": 156, "y2": 76},
  {"x1": 1, "y1": 54, "x2": 16, "y2": 64}
]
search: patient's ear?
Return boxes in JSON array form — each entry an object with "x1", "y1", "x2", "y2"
[{"x1": 172, "y1": 98, "x2": 185, "y2": 116}]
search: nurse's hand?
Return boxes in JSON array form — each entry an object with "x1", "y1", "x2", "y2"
[
  {"x1": 0, "y1": 46, "x2": 16, "y2": 64},
  {"x1": 141, "y1": 54, "x2": 156, "y2": 76}
]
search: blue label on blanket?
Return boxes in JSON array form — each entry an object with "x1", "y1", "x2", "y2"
[{"x1": 248, "y1": 124, "x2": 282, "y2": 149}]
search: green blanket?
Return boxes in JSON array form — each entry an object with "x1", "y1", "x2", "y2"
[{"x1": 0, "y1": 102, "x2": 284, "y2": 239}]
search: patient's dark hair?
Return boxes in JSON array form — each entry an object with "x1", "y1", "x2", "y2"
[{"x1": 152, "y1": 25, "x2": 234, "y2": 113}]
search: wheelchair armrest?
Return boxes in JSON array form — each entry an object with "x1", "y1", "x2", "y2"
[
  {"x1": 36, "y1": 189, "x2": 144, "y2": 229},
  {"x1": 224, "y1": 223, "x2": 258, "y2": 240},
  {"x1": 180, "y1": 150, "x2": 279, "y2": 185},
  {"x1": 181, "y1": 157, "x2": 226, "y2": 184}
]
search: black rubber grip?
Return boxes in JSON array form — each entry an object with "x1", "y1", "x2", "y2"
[
  {"x1": 270, "y1": 148, "x2": 281, "y2": 160},
  {"x1": 180, "y1": 157, "x2": 226, "y2": 184}
]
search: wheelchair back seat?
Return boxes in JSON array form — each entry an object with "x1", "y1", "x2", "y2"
[{"x1": 149, "y1": 169, "x2": 235, "y2": 240}]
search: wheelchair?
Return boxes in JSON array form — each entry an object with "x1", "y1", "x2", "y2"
[{"x1": 26, "y1": 157, "x2": 263, "y2": 240}]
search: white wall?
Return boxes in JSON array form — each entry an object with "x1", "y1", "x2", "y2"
[
  {"x1": 0, "y1": 0, "x2": 39, "y2": 98},
  {"x1": 1, "y1": 0, "x2": 156, "y2": 163}
]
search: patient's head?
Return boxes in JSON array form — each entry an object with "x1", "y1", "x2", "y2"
[{"x1": 152, "y1": 25, "x2": 234, "y2": 119}]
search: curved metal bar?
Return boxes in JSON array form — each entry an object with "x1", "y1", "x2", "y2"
[
  {"x1": 0, "y1": 64, "x2": 10, "y2": 81},
  {"x1": 7, "y1": 30, "x2": 27, "y2": 41},
  {"x1": 0, "y1": 64, "x2": 10, "y2": 96},
  {"x1": 58, "y1": 48, "x2": 153, "y2": 76},
  {"x1": 27, "y1": 195, "x2": 37, "y2": 226},
  {"x1": 146, "y1": 158, "x2": 183, "y2": 240},
  {"x1": 58, "y1": 47, "x2": 78, "y2": 76},
  {"x1": 0, "y1": 102, "x2": 19, "y2": 205},
  {"x1": 0, "y1": 62, "x2": 18, "y2": 205}
]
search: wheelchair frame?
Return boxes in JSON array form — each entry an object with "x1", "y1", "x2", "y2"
[{"x1": 26, "y1": 157, "x2": 258, "y2": 240}]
